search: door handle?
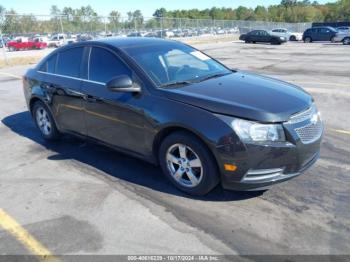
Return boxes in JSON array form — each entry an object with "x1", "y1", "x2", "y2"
[{"x1": 84, "y1": 95, "x2": 97, "y2": 103}]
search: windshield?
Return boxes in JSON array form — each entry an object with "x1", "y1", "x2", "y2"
[{"x1": 123, "y1": 42, "x2": 231, "y2": 87}]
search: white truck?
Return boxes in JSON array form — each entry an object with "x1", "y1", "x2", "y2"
[
  {"x1": 270, "y1": 28, "x2": 303, "y2": 41},
  {"x1": 48, "y1": 34, "x2": 66, "y2": 48}
]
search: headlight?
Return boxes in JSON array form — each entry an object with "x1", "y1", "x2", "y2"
[
  {"x1": 280, "y1": 37, "x2": 285, "y2": 40},
  {"x1": 232, "y1": 119, "x2": 285, "y2": 142},
  {"x1": 217, "y1": 115, "x2": 286, "y2": 142}
]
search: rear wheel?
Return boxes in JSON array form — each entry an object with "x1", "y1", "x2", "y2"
[
  {"x1": 331, "y1": 36, "x2": 336, "y2": 43},
  {"x1": 159, "y1": 131, "x2": 220, "y2": 195},
  {"x1": 32, "y1": 101, "x2": 60, "y2": 140},
  {"x1": 304, "y1": 37, "x2": 312, "y2": 43},
  {"x1": 343, "y1": 37, "x2": 350, "y2": 45},
  {"x1": 289, "y1": 35, "x2": 296, "y2": 41}
]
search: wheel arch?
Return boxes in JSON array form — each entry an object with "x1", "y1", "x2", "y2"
[
  {"x1": 28, "y1": 96, "x2": 60, "y2": 130},
  {"x1": 152, "y1": 125, "x2": 221, "y2": 172},
  {"x1": 29, "y1": 96, "x2": 43, "y2": 115}
]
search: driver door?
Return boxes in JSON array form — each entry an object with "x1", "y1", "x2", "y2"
[{"x1": 81, "y1": 46, "x2": 147, "y2": 154}]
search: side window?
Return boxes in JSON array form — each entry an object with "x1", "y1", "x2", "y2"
[
  {"x1": 89, "y1": 47, "x2": 131, "y2": 83},
  {"x1": 47, "y1": 54, "x2": 57, "y2": 73},
  {"x1": 56, "y1": 47, "x2": 84, "y2": 78},
  {"x1": 39, "y1": 54, "x2": 57, "y2": 73}
]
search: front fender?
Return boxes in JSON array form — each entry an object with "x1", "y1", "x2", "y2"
[{"x1": 144, "y1": 96, "x2": 244, "y2": 173}]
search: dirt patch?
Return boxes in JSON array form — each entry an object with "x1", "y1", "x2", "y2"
[{"x1": 0, "y1": 56, "x2": 43, "y2": 69}]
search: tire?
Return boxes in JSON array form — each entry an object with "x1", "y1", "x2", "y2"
[
  {"x1": 331, "y1": 36, "x2": 336, "y2": 43},
  {"x1": 159, "y1": 131, "x2": 220, "y2": 196},
  {"x1": 343, "y1": 37, "x2": 350, "y2": 45},
  {"x1": 32, "y1": 101, "x2": 61, "y2": 140},
  {"x1": 304, "y1": 37, "x2": 312, "y2": 43},
  {"x1": 289, "y1": 35, "x2": 296, "y2": 41}
]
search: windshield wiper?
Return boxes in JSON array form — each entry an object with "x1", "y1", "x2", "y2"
[
  {"x1": 196, "y1": 72, "x2": 231, "y2": 83},
  {"x1": 160, "y1": 80, "x2": 193, "y2": 88}
]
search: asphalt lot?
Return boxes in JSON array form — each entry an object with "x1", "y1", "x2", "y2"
[{"x1": 0, "y1": 41, "x2": 349, "y2": 258}]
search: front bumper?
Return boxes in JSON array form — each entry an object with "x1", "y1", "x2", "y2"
[
  {"x1": 220, "y1": 150, "x2": 320, "y2": 191},
  {"x1": 215, "y1": 111, "x2": 323, "y2": 191}
]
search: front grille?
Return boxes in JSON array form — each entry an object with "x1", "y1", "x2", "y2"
[
  {"x1": 287, "y1": 104, "x2": 323, "y2": 144},
  {"x1": 288, "y1": 105, "x2": 316, "y2": 124},
  {"x1": 295, "y1": 120, "x2": 323, "y2": 144}
]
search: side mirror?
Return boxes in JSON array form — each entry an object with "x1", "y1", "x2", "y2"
[{"x1": 107, "y1": 75, "x2": 141, "y2": 93}]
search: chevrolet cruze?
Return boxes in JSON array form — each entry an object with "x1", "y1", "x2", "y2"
[{"x1": 23, "y1": 38, "x2": 323, "y2": 195}]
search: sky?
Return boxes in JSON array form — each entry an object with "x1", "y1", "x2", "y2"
[{"x1": 2, "y1": 0, "x2": 335, "y2": 17}]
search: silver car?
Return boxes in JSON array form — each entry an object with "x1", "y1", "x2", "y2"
[{"x1": 333, "y1": 31, "x2": 350, "y2": 45}]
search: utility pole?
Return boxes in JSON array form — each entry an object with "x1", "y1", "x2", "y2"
[
  {"x1": 0, "y1": 29, "x2": 8, "y2": 65},
  {"x1": 104, "y1": 17, "x2": 107, "y2": 35},
  {"x1": 59, "y1": 15, "x2": 64, "y2": 35}
]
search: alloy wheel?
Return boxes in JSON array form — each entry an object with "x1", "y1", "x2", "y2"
[
  {"x1": 35, "y1": 106, "x2": 52, "y2": 136},
  {"x1": 166, "y1": 143, "x2": 203, "y2": 188}
]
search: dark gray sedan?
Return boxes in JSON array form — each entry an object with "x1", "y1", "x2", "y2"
[{"x1": 22, "y1": 38, "x2": 323, "y2": 195}]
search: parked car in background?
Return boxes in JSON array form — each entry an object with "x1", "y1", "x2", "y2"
[
  {"x1": 302, "y1": 27, "x2": 337, "y2": 42},
  {"x1": 76, "y1": 34, "x2": 94, "y2": 42},
  {"x1": 127, "y1": 32, "x2": 142, "y2": 37},
  {"x1": 240, "y1": 30, "x2": 287, "y2": 45},
  {"x1": 157, "y1": 30, "x2": 175, "y2": 38},
  {"x1": 270, "y1": 28, "x2": 302, "y2": 41},
  {"x1": 333, "y1": 30, "x2": 350, "y2": 45},
  {"x1": 7, "y1": 36, "x2": 47, "y2": 51},
  {"x1": 337, "y1": 26, "x2": 350, "y2": 32},
  {"x1": 48, "y1": 34, "x2": 66, "y2": 48}
]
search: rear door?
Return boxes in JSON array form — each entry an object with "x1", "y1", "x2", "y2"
[
  {"x1": 313, "y1": 28, "x2": 322, "y2": 41},
  {"x1": 259, "y1": 31, "x2": 270, "y2": 42},
  {"x1": 248, "y1": 31, "x2": 258, "y2": 42},
  {"x1": 39, "y1": 47, "x2": 86, "y2": 134}
]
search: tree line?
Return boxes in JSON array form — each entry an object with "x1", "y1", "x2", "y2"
[
  {"x1": 0, "y1": 0, "x2": 349, "y2": 34},
  {"x1": 153, "y1": 0, "x2": 350, "y2": 23}
]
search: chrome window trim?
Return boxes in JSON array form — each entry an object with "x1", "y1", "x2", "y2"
[
  {"x1": 37, "y1": 71, "x2": 105, "y2": 85},
  {"x1": 87, "y1": 46, "x2": 92, "y2": 80}
]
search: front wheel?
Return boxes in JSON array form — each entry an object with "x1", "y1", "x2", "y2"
[
  {"x1": 343, "y1": 37, "x2": 350, "y2": 45},
  {"x1": 32, "y1": 101, "x2": 61, "y2": 140},
  {"x1": 289, "y1": 35, "x2": 297, "y2": 41},
  {"x1": 159, "y1": 131, "x2": 220, "y2": 196}
]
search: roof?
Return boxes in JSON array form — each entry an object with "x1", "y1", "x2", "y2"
[{"x1": 97, "y1": 37, "x2": 179, "y2": 49}]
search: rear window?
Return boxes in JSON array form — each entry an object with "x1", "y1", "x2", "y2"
[
  {"x1": 39, "y1": 54, "x2": 57, "y2": 73},
  {"x1": 56, "y1": 47, "x2": 84, "y2": 78}
]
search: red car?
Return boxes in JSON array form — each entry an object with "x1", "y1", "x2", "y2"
[{"x1": 7, "y1": 37, "x2": 47, "y2": 51}]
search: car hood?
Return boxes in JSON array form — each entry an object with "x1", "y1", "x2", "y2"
[{"x1": 160, "y1": 71, "x2": 313, "y2": 123}]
